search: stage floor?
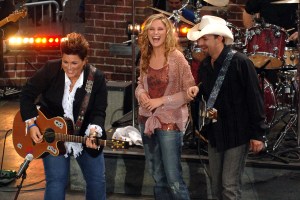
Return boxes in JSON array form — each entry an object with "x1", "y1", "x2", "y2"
[{"x1": 1, "y1": 97, "x2": 300, "y2": 199}]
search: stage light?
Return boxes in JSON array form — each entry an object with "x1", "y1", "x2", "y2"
[
  {"x1": 6, "y1": 36, "x2": 63, "y2": 50},
  {"x1": 178, "y1": 24, "x2": 191, "y2": 37},
  {"x1": 127, "y1": 23, "x2": 141, "y2": 35}
]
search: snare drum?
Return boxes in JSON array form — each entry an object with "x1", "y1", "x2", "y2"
[
  {"x1": 283, "y1": 47, "x2": 299, "y2": 67},
  {"x1": 246, "y1": 24, "x2": 288, "y2": 69}
]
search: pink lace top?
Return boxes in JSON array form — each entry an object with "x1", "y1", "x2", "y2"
[{"x1": 135, "y1": 49, "x2": 195, "y2": 134}]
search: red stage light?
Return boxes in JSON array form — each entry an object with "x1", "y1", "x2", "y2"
[{"x1": 7, "y1": 36, "x2": 63, "y2": 50}]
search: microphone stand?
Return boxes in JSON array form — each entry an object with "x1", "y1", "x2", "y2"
[
  {"x1": 14, "y1": 172, "x2": 27, "y2": 200},
  {"x1": 297, "y1": 2, "x2": 300, "y2": 146},
  {"x1": 131, "y1": 0, "x2": 136, "y2": 127}
]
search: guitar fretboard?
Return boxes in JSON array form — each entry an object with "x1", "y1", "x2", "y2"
[{"x1": 54, "y1": 133, "x2": 106, "y2": 146}]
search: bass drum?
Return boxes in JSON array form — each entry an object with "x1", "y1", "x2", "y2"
[{"x1": 258, "y1": 75, "x2": 277, "y2": 125}]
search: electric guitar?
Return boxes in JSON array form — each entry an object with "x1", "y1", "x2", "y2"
[
  {"x1": 12, "y1": 109, "x2": 129, "y2": 159},
  {"x1": 0, "y1": 8, "x2": 27, "y2": 28},
  {"x1": 198, "y1": 95, "x2": 218, "y2": 131}
]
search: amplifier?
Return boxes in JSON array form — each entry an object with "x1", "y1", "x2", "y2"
[{"x1": 106, "y1": 81, "x2": 133, "y2": 129}]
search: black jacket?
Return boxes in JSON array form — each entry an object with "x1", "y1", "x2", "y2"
[
  {"x1": 20, "y1": 59, "x2": 108, "y2": 156},
  {"x1": 198, "y1": 46, "x2": 267, "y2": 152}
]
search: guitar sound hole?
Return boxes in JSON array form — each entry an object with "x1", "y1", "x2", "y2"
[{"x1": 44, "y1": 128, "x2": 55, "y2": 143}]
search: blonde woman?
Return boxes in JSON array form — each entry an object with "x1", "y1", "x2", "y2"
[{"x1": 135, "y1": 14, "x2": 195, "y2": 200}]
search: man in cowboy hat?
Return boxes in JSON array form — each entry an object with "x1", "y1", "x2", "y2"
[{"x1": 186, "y1": 15, "x2": 266, "y2": 200}]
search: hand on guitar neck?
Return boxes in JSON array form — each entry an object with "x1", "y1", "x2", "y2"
[
  {"x1": 198, "y1": 95, "x2": 218, "y2": 131},
  {"x1": 207, "y1": 108, "x2": 218, "y2": 120},
  {"x1": 0, "y1": 8, "x2": 27, "y2": 28}
]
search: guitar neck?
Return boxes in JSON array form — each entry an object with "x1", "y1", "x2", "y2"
[
  {"x1": 55, "y1": 133, "x2": 106, "y2": 146},
  {"x1": 0, "y1": 17, "x2": 9, "y2": 28}
]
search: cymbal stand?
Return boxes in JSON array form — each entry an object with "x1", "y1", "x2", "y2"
[
  {"x1": 272, "y1": 3, "x2": 300, "y2": 151},
  {"x1": 273, "y1": 111, "x2": 297, "y2": 151},
  {"x1": 271, "y1": 71, "x2": 298, "y2": 151},
  {"x1": 255, "y1": 70, "x2": 290, "y2": 163},
  {"x1": 194, "y1": 0, "x2": 203, "y2": 23},
  {"x1": 168, "y1": 0, "x2": 189, "y2": 28}
]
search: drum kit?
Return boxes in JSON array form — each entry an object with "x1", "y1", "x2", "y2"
[{"x1": 149, "y1": 0, "x2": 300, "y2": 154}]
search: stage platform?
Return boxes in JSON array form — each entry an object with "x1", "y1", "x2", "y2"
[{"x1": 1, "y1": 98, "x2": 300, "y2": 199}]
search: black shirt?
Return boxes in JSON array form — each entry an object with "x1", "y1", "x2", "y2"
[
  {"x1": 245, "y1": 0, "x2": 297, "y2": 31},
  {"x1": 198, "y1": 46, "x2": 267, "y2": 151}
]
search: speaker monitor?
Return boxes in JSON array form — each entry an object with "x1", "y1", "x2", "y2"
[{"x1": 106, "y1": 81, "x2": 132, "y2": 129}]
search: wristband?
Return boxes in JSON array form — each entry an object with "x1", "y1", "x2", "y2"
[{"x1": 28, "y1": 123, "x2": 37, "y2": 130}]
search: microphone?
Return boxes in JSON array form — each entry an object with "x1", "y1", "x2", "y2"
[{"x1": 16, "y1": 154, "x2": 33, "y2": 178}]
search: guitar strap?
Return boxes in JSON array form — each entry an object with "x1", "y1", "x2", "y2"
[
  {"x1": 207, "y1": 49, "x2": 237, "y2": 109},
  {"x1": 73, "y1": 65, "x2": 96, "y2": 135}
]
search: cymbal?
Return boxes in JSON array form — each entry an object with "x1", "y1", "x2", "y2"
[
  {"x1": 203, "y1": 0, "x2": 229, "y2": 7},
  {"x1": 200, "y1": 6, "x2": 228, "y2": 12},
  {"x1": 146, "y1": 6, "x2": 195, "y2": 26},
  {"x1": 272, "y1": 0, "x2": 299, "y2": 3}
]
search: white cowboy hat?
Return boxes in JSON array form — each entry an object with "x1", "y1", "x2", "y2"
[{"x1": 187, "y1": 15, "x2": 234, "y2": 45}]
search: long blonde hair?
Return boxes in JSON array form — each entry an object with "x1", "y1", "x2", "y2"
[{"x1": 138, "y1": 14, "x2": 181, "y2": 75}]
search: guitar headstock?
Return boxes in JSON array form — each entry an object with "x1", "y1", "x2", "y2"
[
  {"x1": 107, "y1": 139, "x2": 130, "y2": 150},
  {"x1": 8, "y1": 8, "x2": 27, "y2": 23}
]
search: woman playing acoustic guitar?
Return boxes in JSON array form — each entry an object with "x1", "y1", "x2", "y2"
[{"x1": 19, "y1": 32, "x2": 107, "y2": 200}]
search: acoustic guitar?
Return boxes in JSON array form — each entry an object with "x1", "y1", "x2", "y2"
[
  {"x1": 12, "y1": 109, "x2": 129, "y2": 159},
  {"x1": 0, "y1": 8, "x2": 27, "y2": 28}
]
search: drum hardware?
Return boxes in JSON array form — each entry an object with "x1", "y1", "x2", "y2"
[
  {"x1": 170, "y1": 0, "x2": 194, "y2": 26},
  {"x1": 283, "y1": 47, "x2": 299, "y2": 66},
  {"x1": 267, "y1": 69, "x2": 299, "y2": 151},
  {"x1": 146, "y1": 6, "x2": 195, "y2": 26},
  {"x1": 194, "y1": 0, "x2": 203, "y2": 23},
  {"x1": 258, "y1": 72, "x2": 277, "y2": 126},
  {"x1": 190, "y1": 42, "x2": 207, "y2": 62},
  {"x1": 226, "y1": 22, "x2": 245, "y2": 50},
  {"x1": 184, "y1": 43, "x2": 193, "y2": 62},
  {"x1": 262, "y1": 135, "x2": 290, "y2": 163},
  {"x1": 245, "y1": 23, "x2": 288, "y2": 69},
  {"x1": 272, "y1": 0, "x2": 300, "y2": 147},
  {"x1": 272, "y1": 112, "x2": 298, "y2": 151}
]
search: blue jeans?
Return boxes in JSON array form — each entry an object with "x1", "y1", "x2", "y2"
[
  {"x1": 140, "y1": 124, "x2": 190, "y2": 200},
  {"x1": 208, "y1": 143, "x2": 249, "y2": 200},
  {"x1": 43, "y1": 150, "x2": 106, "y2": 200}
]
